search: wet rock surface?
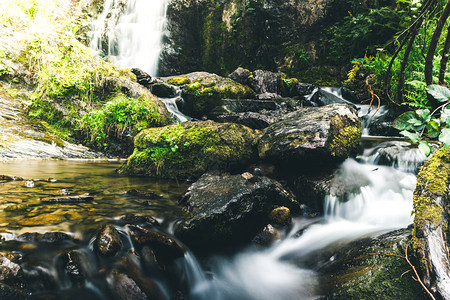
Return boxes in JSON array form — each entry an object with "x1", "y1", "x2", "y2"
[
  {"x1": 318, "y1": 227, "x2": 427, "y2": 299},
  {"x1": 17, "y1": 232, "x2": 73, "y2": 243},
  {"x1": 288, "y1": 172, "x2": 335, "y2": 213},
  {"x1": 251, "y1": 224, "x2": 281, "y2": 246},
  {"x1": 309, "y1": 87, "x2": 357, "y2": 107},
  {"x1": 94, "y1": 224, "x2": 123, "y2": 256},
  {"x1": 128, "y1": 225, "x2": 185, "y2": 262},
  {"x1": 259, "y1": 103, "x2": 361, "y2": 169},
  {"x1": 227, "y1": 67, "x2": 252, "y2": 86},
  {"x1": 268, "y1": 207, "x2": 292, "y2": 226},
  {"x1": 214, "y1": 111, "x2": 277, "y2": 129},
  {"x1": 248, "y1": 70, "x2": 281, "y2": 99},
  {"x1": 174, "y1": 172, "x2": 300, "y2": 251}
]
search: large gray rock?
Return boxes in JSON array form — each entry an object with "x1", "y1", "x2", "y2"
[
  {"x1": 248, "y1": 70, "x2": 281, "y2": 99},
  {"x1": 227, "y1": 67, "x2": 252, "y2": 86},
  {"x1": 214, "y1": 112, "x2": 278, "y2": 130},
  {"x1": 181, "y1": 73, "x2": 256, "y2": 119},
  {"x1": 174, "y1": 172, "x2": 300, "y2": 251},
  {"x1": 258, "y1": 103, "x2": 361, "y2": 168}
]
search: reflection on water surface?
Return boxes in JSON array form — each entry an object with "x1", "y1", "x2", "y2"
[{"x1": 0, "y1": 160, "x2": 189, "y2": 235}]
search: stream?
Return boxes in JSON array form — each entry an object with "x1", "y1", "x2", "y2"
[{"x1": 0, "y1": 130, "x2": 426, "y2": 299}]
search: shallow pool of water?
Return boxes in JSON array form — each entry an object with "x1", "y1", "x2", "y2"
[{"x1": 0, "y1": 160, "x2": 189, "y2": 235}]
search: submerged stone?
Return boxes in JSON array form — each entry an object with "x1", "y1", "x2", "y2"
[
  {"x1": 18, "y1": 214, "x2": 67, "y2": 226},
  {"x1": 41, "y1": 194, "x2": 94, "y2": 204},
  {"x1": 252, "y1": 224, "x2": 281, "y2": 246},
  {"x1": 128, "y1": 225, "x2": 185, "y2": 262},
  {"x1": 126, "y1": 190, "x2": 162, "y2": 200},
  {"x1": 17, "y1": 232, "x2": 73, "y2": 243},
  {"x1": 123, "y1": 121, "x2": 258, "y2": 180},
  {"x1": 174, "y1": 172, "x2": 300, "y2": 251}
]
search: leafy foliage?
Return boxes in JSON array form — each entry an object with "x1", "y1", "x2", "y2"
[
  {"x1": 394, "y1": 85, "x2": 450, "y2": 155},
  {"x1": 322, "y1": 6, "x2": 408, "y2": 65},
  {"x1": 79, "y1": 94, "x2": 161, "y2": 153}
]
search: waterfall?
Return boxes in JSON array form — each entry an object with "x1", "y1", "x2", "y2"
[{"x1": 89, "y1": 0, "x2": 168, "y2": 76}]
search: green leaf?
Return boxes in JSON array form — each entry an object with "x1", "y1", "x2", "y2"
[
  {"x1": 418, "y1": 141, "x2": 431, "y2": 156},
  {"x1": 407, "y1": 118, "x2": 423, "y2": 126},
  {"x1": 393, "y1": 111, "x2": 418, "y2": 130},
  {"x1": 427, "y1": 85, "x2": 450, "y2": 103},
  {"x1": 400, "y1": 130, "x2": 420, "y2": 143},
  {"x1": 439, "y1": 128, "x2": 450, "y2": 147},
  {"x1": 441, "y1": 107, "x2": 450, "y2": 125},
  {"x1": 416, "y1": 109, "x2": 431, "y2": 122},
  {"x1": 429, "y1": 118, "x2": 440, "y2": 130}
]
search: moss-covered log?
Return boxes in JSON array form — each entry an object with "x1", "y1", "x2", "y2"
[{"x1": 412, "y1": 147, "x2": 450, "y2": 299}]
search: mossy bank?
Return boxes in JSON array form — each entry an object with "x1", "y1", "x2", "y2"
[{"x1": 0, "y1": 0, "x2": 170, "y2": 155}]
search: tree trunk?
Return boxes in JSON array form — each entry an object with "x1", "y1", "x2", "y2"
[
  {"x1": 425, "y1": 0, "x2": 450, "y2": 85},
  {"x1": 439, "y1": 25, "x2": 450, "y2": 84}
]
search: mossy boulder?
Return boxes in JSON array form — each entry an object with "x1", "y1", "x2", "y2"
[
  {"x1": 412, "y1": 147, "x2": 450, "y2": 298},
  {"x1": 123, "y1": 121, "x2": 258, "y2": 180},
  {"x1": 174, "y1": 172, "x2": 300, "y2": 251},
  {"x1": 181, "y1": 73, "x2": 256, "y2": 119},
  {"x1": 320, "y1": 227, "x2": 427, "y2": 299},
  {"x1": 258, "y1": 103, "x2": 361, "y2": 170},
  {"x1": 167, "y1": 76, "x2": 191, "y2": 86}
]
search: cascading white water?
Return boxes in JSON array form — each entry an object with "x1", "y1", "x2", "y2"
[
  {"x1": 89, "y1": 0, "x2": 168, "y2": 76},
  {"x1": 158, "y1": 87, "x2": 192, "y2": 123},
  {"x1": 178, "y1": 140, "x2": 423, "y2": 299},
  {"x1": 357, "y1": 104, "x2": 390, "y2": 136}
]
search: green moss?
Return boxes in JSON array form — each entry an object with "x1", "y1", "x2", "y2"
[
  {"x1": 183, "y1": 75, "x2": 256, "y2": 118},
  {"x1": 412, "y1": 147, "x2": 450, "y2": 270},
  {"x1": 330, "y1": 126, "x2": 361, "y2": 157},
  {"x1": 123, "y1": 121, "x2": 258, "y2": 179},
  {"x1": 167, "y1": 76, "x2": 191, "y2": 86},
  {"x1": 329, "y1": 114, "x2": 361, "y2": 158},
  {"x1": 78, "y1": 93, "x2": 163, "y2": 154},
  {"x1": 279, "y1": 73, "x2": 300, "y2": 97}
]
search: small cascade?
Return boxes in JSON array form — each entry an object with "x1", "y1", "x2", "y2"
[
  {"x1": 324, "y1": 159, "x2": 415, "y2": 227},
  {"x1": 89, "y1": 0, "x2": 168, "y2": 76},
  {"x1": 158, "y1": 88, "x2": 192, "y2": 123},
  {"x1": 357, "y1": 104, "x2": 391, "y2": 136},
  {"x1": 359, "y1": 140, "x2": 427, "y2": 172}
]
